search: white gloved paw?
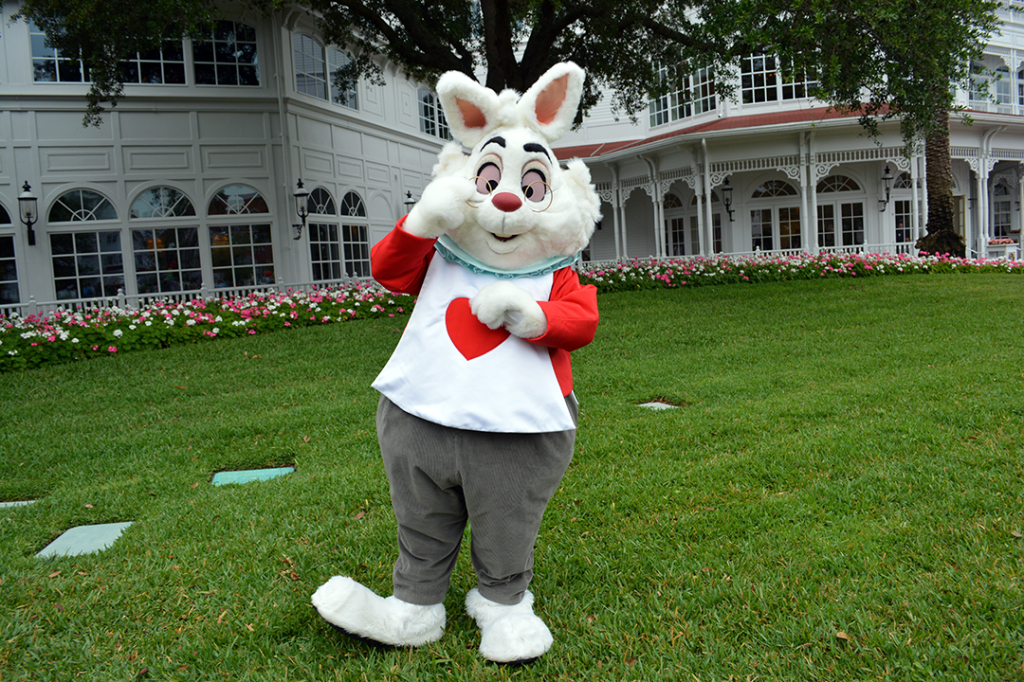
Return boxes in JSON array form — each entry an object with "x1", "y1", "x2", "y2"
[
  {"x1": 404, "y1": 176, "x2": 475, "y2": 239},
  {"x1": 470, "y1": 282, "x2": 547, "y2": 339}
]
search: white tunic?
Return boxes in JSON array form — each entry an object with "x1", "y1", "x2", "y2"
[{"x1": 372, "y1": 256, "x2": 575, "y2": 433}]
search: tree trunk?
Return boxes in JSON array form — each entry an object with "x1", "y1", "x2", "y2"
[
  {"x1": 917, "y1": 105, "x2": 966, "y2": 256},
  {"x1": 925, "y1": 107, "x2": 954, "y2": 234}
]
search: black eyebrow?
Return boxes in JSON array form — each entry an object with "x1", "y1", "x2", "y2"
[
  {"x1": 523, "y1": 143, "x2": 550, "y2": 160},
  {"x1": 483, "y1": 136, "x2": 506, "y2": 148}
]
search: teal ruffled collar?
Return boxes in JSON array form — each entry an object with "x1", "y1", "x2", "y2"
[{"x1": 435, "y1": 234, "x2": 578, "y2": 279}]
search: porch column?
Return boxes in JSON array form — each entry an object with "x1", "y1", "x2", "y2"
[
  {"x1": 969, "y1": 160, "x2": 982, "y2": 257},
  {"x1": 800, "y1": 133, "x2": 814, "y2": 254},
  {"x1": 701, "y1": 139, "x2": 712, "y2": 257},
  {"x1": 608, "y1": 164, "x2": 623, "y2": 260},
  {"x1": 910, "y1": 147, "x2": 922, "y2": 241},
  {"x1": 1018, "y1": 164, "x2": 1024, "y2": 252},
  {"x1": 640, "y1": 155, "x2": 664, "y2": 258}
]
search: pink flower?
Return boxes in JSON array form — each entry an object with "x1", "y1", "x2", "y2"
[{"x1": 108, "y1": 346, "x2": 117, "y2": 353}]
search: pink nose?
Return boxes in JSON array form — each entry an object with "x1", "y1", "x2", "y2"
[{"x1": 491, "y1": 192, "x2": 522, "y2": 213}]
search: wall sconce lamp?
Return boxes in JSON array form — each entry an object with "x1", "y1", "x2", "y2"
[
  {"x1": 403, "y1": 191, "x2": 417, "y2": 211},
  {"x1": 879, "y1": 165, "x2": 894, "y2": 211},
  {"x1": 292, "y1": 179, "x2": 310, "y2": 240},
  {"x1": 721, "y1": 177, "x2": 735, "y2": 222},
  {"x1": 18, "y1": 182, "x2": 39, "y2": 246}
]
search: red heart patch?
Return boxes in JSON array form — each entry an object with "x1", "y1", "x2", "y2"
[{"x1": 446, "y1": 297, "x2": 510, "y2": 360}]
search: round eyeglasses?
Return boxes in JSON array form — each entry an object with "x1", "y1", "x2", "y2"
[{"x1": 467, "y1": 176, "x2": 554, "y2": 213}]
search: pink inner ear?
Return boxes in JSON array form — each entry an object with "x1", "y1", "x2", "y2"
[
  {"x1": 534, "y1": 75, "x2": 569, "y2": 126},
  {"x1": 457, "y1": 97, "x2": 488, "y2": 129}
]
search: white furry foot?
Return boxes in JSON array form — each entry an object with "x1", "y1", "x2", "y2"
[
  {"x1": 465, "y1": 589, "x2": 553, "y2": 664},
  {"x1": 311, "y1": 576, "x2": 445, "y2": 647}
]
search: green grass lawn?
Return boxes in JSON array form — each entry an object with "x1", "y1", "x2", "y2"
[{"x1": 1, "y1": 275, "x2": 1022, "y2": 681}]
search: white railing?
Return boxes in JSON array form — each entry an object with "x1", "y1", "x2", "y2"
[
  {"x1": 0, "y1": 276, "x2": 369, "y2": 320},
  {"x1": 580, "y1": 242, "x2": 921, "y2": 267}
]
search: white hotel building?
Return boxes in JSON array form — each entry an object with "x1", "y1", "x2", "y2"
[{"x1": 1, "y1": 0, "x2": 1023, "y2": 313}]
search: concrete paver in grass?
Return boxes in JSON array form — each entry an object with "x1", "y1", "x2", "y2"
[
  {"x1": 637, "y1": 401, "x2": 678, "y2": 410},
  {"x1": 0, "y1": 500, "x2": 36, "y2": 508},
  {"x1": 36, "y1": 522, "x2": 133, "y2": 558},
  {"x1": 211, "y1": 467, "x2": 295, "y2": 486}
]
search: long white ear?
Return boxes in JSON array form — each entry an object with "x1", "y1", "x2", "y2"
[
  {"x1": 518, "y1": 62, "x2": 585, "y2": 143},
  {"x1": 436, "y1": 70, "x2": 502, "y2": 148}
]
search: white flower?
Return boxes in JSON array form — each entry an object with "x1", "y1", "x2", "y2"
[
  {"x1": 72, "y1": 338, "x2": 80, "y2": 343},
  {"x1": 113, "y1": 329, "x2": 124, "y2": 338}
]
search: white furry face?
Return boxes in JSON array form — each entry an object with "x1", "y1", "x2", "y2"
[
  {"x1": 429, "y1": 62, "x2": 601, "y2": 271},
  {"x1": 445, "y1": 127, "x2": 597, "y2": 270}
]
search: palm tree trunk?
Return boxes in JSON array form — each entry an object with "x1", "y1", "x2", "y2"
[
  {"x1": 925, "y1": 107, "x2": 954, "y2": 234},
  {"x1": 917, "y1": 105, "x2": 966, "y2": 256}
]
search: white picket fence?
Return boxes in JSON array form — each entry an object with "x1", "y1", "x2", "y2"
[
  {"x1": 0, "y1": 241, "x2": 930, "y2": 321},
  {"x1": 0, "y1": 276, "x2": 366, "y2": 321}
]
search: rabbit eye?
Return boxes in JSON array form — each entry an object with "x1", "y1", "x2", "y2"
[
  {"x1": 475, "y1": 155, "x2": 503, "y2": 194},
  {"x1": 521, "y1": 170, "x2": 547, "y2": 202}
]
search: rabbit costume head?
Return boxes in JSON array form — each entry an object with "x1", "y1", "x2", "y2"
[{"x1": 416, "y1": 62, "x2": 601, "y2": 271}]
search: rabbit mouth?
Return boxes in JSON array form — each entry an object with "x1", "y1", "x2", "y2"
[{"x1": 489, "y1": 232, "x2": 519, "y2": 243}]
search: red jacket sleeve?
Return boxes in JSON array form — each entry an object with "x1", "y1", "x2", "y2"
[
  {"x1": 527, "y1": 267, "x2": 599, "y2": 396},
  {"x1": 370, "y1": 216, "x2": 437, "y2": 294},
  {"x1": 529, "y1": 267, "x2": 599, "y2": 351}
]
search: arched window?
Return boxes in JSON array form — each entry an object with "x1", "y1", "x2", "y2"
[
  {"x1": 341, "y1": 191, "x2": 366, "y2": 217},
  {"x1": 49, "y1": 189, "x2": 117, "y2": 222},
  {"x1": 47, "y1": 189, "x2": 124, "y2": 300},
  {"x1": 751, "y1": 180, "x2": 800, "y2": 252},
  {"x1": 664, "y1": 193, "x2": 684, "y2": 209},
  {"x1": 893, "y1": 172, "x2": 918, "y2": 190},
  {"x1": 0, "y1": 205, "x2": 17, "y2": 305},
  {"x1": 130, "y1": 188, "x2": 200, "y2": 294},
  {"x1": 193, "y1": 20, "x2": 259, "y2": 86},
  {"x1": 308, "y1": 188, "x2": 342, "y2": 281},
  {"x1": 688, "y1": 190, "x2": 721, "y2": 205},
  {"x1": 130, "y1": 187, "x2": 195, "y2": 219},
  {"x1": 340, "y1": 191, "x2": 369, "y2": 277},
  {"x1": 309, "y1": 188, "x2": 336, "y2": 215},
  {"x1": 817, "y1": 175, "x2": 861, "y2": 193},
  {"x1": 752, "y1": 180, "x2": 798, "y2": 198},
  {"x1": 208, "y1": 184, "x2": 274, "y2": 288},
  {"x1": 208, "y1": 184, "x2": 269, "y2": 216}
]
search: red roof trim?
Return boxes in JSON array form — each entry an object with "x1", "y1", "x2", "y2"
[{"x1": 554, "y1": 105, "x2": 880, "y2": 160}]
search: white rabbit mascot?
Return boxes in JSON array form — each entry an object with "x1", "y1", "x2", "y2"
[{"x1": 312, "y1": 62, "x2": 601, "y2": 665}]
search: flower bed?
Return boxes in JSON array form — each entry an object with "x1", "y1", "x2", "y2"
[
  {"x1": 577, "y1": 251, "x2": 1024, "y2": 293},
  {"x1": 3, "y1": 251, "x2": 1022, "y2": 371},
  {"x1": 0, "y1": 282, "x2": 412, "y2": 371}
]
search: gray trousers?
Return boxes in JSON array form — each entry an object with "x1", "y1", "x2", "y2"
[{"x1": 377, "y1": 394, "x2": 577, "y2": 606}]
